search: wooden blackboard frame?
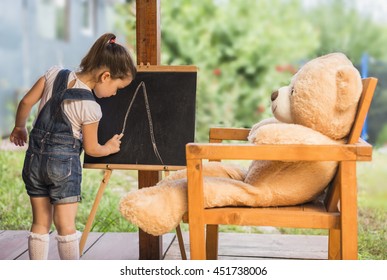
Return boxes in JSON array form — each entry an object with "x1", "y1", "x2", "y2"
[
  {"x1": 83, "y1": 64, "x2": 197, "y2": 171},
  {"x1": 79, "y1": 65, "x2": 196, "y2": 256}
]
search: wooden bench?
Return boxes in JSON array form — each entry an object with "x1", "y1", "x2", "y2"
[{"x1": 185, "y1": 77, "x2": 377, "y2": 260}]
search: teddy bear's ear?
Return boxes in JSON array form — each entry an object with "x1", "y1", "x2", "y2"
[{"x1": 336, "y1": 66, "x2": 362, "y2": 111}]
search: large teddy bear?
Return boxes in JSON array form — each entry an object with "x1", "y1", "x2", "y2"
[{"x1": 119, "y1": 52, "x2": 362, "y2": 236}]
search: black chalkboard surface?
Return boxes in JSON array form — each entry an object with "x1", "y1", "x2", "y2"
[{"x1": 84, "y1": 65, "x2": 197, "y2": 168}]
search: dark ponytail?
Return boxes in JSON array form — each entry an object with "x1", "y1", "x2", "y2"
[{"x1": 79, "y1": 33, "x2": 136, "y2": 80}]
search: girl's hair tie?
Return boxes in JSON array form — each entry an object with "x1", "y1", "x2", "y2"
[{"x1": 108, "y1": 37, "x2": 116, "y2": 44}]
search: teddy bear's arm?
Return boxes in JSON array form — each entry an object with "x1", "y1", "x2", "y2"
[
  {"x1": 251, "y1": 123, "x2": 339, "y2": 145},
  {"x1": 248, "y1": 117, "x2": 281, "y2": 143}
]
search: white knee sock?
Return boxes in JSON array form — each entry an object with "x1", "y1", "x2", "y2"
[
  {"x1": 28, "y1": 232, "x2": 50, "y2": 260},
  {"x1": 56, "y1": 231, "x2": 80, "y2": 260}
]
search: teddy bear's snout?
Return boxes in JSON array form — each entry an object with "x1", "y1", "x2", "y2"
[{"x1": 271, "y1": 91, "x2": 279, "y2": 102}]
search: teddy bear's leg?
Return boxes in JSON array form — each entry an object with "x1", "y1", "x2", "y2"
[
  {"x1": 202, "y1": 176, "x2": 275, "y2": 208},
  {"x1": 244, "y1": 160, "x2": 338, "y2": 206},
  {"x1": 120, "y1": 158, "x2": 338, "y2": 236},
  {"x1": 119, "y1": 178, "x2": 188, "y2": 236},
  {"x1": 121, "y1": 169, "x2": 298, "y2": 235},
  {"x1": 119, "y1": 173, "x2": 256, "y2": 236},
  {"x1": 159, "y1": 161, "x2": 247, "y2": 184},
  {"x1": 119, "y1": 162, "x2": 247, "y2": 236},
  {"x1": 203, "y1": 161, "x2": 338, "y2": 208}
]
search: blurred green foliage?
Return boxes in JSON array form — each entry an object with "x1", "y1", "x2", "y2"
[
  {"x1": 308, "y1": 0, "x2": 387, "y2": 62},
  {"x1": 367, "y1": 61, "x2": 387, "y2": 146},
  {"x1": 116, "y1": 0, "x2": 387, "y2": 142}
]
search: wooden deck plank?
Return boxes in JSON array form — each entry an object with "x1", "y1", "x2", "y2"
[
  {"x1": 1, "y1": 230, "x2": 328, "y2": 260},
  {"x1": 0, "y1": 230, "x2": 29, "y2": 260},
  {"x1": 164, "y1": 232, "x2": 328, "y2": 260},
  {"x1": 81, "y1": 233, "x2": 175, "y2": 260},
  {"x1": 217, "y1": 233, "x2": 328, "y2": 259},
  {"x1": 81, "y1": 232, "x2": 138, "y2": 260}
]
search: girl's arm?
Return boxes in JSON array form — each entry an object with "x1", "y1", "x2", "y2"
[
  {"x1": 10, "y1": 76, "x2": 46, "y2": 146},
  {"x1": 82, "y1": 122, "x2": 123, "y2": 157}
]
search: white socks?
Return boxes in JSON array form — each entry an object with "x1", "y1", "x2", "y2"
[
  {"x1": 28, "y1": 231, "x2": 81, "y2": 260},
  {"x1": 28, "y1": 232, "x2": 50, "y2": 260},
  {"x1": 56, "y1": 231, "x2": 81, "y2": 260}
]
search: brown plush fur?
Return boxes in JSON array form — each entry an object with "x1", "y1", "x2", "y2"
[{"x1": 119, "y1": 53, "x2": 362, "y2": 236}]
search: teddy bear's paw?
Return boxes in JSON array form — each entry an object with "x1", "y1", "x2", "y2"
[
  {"x1": 158, "y1": 162, "x2": 246, "y2": 184},
  {"x1": 201, "y1": 162, "x2": 247, "y2": 180},
  {"x1": 158, "y1": 169, "x2": 187, "y2": 183},
  {"x1": 248, "y1": 118, "x2": 281, "y2": 143},
  {"x1": 119, "y1": 180, "x2": 188, "y2": 236}
]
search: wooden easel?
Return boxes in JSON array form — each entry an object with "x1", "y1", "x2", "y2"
[
  {"x1": 79, "y1": 164, "x2": 186, "y2": 260},
  {"x1": 79, "y1": 0, "x2": 187, "y2": 260}
]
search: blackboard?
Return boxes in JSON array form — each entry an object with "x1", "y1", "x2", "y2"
[{"x1": 83, "y1": 65, "x2": 197, "y2": 168}]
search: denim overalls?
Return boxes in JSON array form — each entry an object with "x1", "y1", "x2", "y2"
[{"x1": 22, "y1": 69, "x2": 96, "y2": 204}]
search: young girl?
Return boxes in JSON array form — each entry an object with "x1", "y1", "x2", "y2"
[{"x1": 9, "y1": 33, "x2": 136, "y2": 260}]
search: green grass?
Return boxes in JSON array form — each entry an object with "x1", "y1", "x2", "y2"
[
  {"x1": 0, "y1": 150, "x2": 139, "y2": 232},
  {"x1": 0, "y1": 147, "x2": 386, "y2": 259},
  {"x1": 357, "y1": 151, "x2": 387, "y2": 260},
  {"x1": 0, "y1": 151, "x2": 32, "y2": 230}
]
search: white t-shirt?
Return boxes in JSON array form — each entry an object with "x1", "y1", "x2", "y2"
[{"x1": 36, "y1": 66, "x2": 102, "y2": 139}]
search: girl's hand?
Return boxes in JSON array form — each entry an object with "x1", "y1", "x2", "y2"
[
  {"x1": 105, "y1": 133, "x2": 124, "y2": 155},
  {"x1": 10, "y1": 126, "x2": 28, "y2": 146}
]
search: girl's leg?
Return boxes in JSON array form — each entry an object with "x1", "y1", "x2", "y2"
[
  {"x1": 28, "y1": 197, "x2": 53, "y2": 260},
  {"x1": 54, "y1": 202, "x2": 80, "y2": 260}
]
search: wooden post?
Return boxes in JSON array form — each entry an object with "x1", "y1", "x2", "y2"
[
  {"x1": 136, "y1": 0, "x2": 163, "y2": 260},
  {"x1": 136, "y1": 0, "x2": 161, "y2": 65}
]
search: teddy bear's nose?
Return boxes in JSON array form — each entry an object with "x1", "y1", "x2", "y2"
[{"x1": 271, "y1": 91, "x2": 279, "y2": 102}]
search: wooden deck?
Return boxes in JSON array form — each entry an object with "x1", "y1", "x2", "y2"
[{"x1": 0, "y1": 230, "x2": 328, "y2": 260}]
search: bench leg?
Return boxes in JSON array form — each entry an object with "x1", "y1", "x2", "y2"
[
  {"x1": 206, "y1": 224, "x2": 219, "y2": 260},
  {"x1": 189, "y1": 222, "x2": 206, "y2": 260},
  {"x1": 340, "y1": 161, "x2": 358, "y2": 260},
  {"x1": 328, "y1": 229, "x2": 341, "y2": 260}
]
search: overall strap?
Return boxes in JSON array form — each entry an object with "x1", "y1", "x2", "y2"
[
  {"x1": 53, "y1": 69, "x2": 71, "y2": 95},
  {"x1": 33, "y1": 69, "x2": 71, "y2": 132},
  {"x1": 46, "y1": 69, "x2": 72, "y2": 131},
  {"x1": 63, "y1": 88, "x2": 96, "y2": 102},
  {"x1": 48, "y1": 69, "x2": 72, "y2": 119}
]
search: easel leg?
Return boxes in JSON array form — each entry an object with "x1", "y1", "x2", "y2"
[
  {"x1": 176, "y1": 224, "x2": 187, "y2": 260},
  {"x1": 79, "y1": 169, "x2": 112, "y2": 256}
]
